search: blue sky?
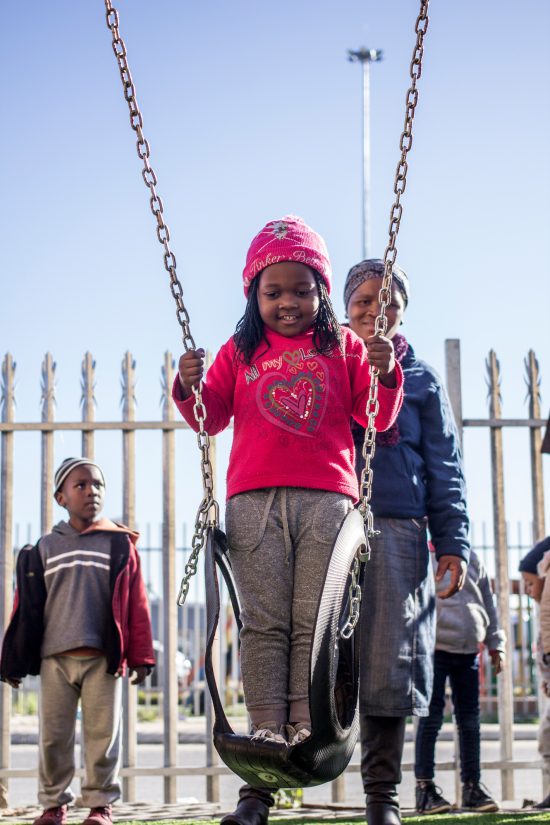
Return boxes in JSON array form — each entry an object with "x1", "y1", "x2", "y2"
[{"x1": 1, "y1": 1, "x2": 549, "y2": 564}]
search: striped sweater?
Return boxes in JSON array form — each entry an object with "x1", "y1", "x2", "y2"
[{"x1": 38, "y1": 519, "x2": 127, "y2": 656}]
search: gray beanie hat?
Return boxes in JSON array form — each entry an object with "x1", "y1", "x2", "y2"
[
  {"x1": 54, "y1": 457, "x2": 105, "y2": 495},
  {"x1": 343, "y1": 258, "x2": 410, "y2": 311}
]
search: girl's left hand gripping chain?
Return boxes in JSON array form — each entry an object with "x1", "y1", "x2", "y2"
[{"x1": 178, "y1": 348, "x2": 205, "y2": 397}]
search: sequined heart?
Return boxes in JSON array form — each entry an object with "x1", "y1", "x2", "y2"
[
  {"x1": 275, "y1": 379, "x2": 311, "y2": 418},
  {"x1": 258, "y1": 370, "x2": 327, "y2": 436}
]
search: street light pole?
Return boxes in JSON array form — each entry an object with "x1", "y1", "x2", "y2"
[{"x1": 348, "y1": 47, "x2": 383, "y2": 260}]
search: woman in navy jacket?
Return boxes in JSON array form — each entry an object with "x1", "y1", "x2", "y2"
[{"x1": 344, "y1": 259, "x2": 469, "y2": 825}]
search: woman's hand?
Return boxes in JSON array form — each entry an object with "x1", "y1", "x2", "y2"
[
  {"x1": 178, "y1": 349, "x2": 205, "y2": 397},
  {"x1": 366, "y1": 335, "x2": 396, "y2": 387},
  {"x1": 436, "y1": 554, "x2": 468, "y2": 598}
]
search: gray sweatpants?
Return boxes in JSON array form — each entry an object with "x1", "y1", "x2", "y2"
[
  {"x1": 225, "y1": 487, "x2": 353, "y2": 728},
  {"x1": 38, "y1": 654, "x2": 122, "y2": 808}
]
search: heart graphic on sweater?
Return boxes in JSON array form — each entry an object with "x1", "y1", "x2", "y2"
[
  {"x1": 258, "y1": 370, "x2": 327, "y2": 435},
  {"x1": 274, "y1": 379, "x2": 312, "y2": 417}
]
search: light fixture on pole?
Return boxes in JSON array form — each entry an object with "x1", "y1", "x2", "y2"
[{"x1": 348, "y1": 47, "x2": 383, "y2": 260}]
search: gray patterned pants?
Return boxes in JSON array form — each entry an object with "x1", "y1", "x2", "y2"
[{"x1": 225, "y1": 487, "x2": 352, "y2": 728}]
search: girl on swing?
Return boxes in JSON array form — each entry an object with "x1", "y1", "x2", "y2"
[{"x1": 173, "y1": 215, "x2": 404, "y2": 825}]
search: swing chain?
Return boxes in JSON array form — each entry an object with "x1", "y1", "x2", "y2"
[
  {"x1": 177, "y1": 393, "x2": 220, "y2": 604},
  {"x1": 339, "y1": 554, "x2": 362, "y2": 640},
  {"x1": 104, "y1": 2, "x2": 196, "y2": 352},
  {"x1": 104, "y1": 1, "x2": 219, "y2": 604},
  {"x1": 348, "y1": 0, "x2": 429, "y2": 639},
  {"x1": 178, "y1": 490, "x2": 219, "y2": 605},
  {"x1": 359, "y1": 0, "x2": 429, "y2": 533}
]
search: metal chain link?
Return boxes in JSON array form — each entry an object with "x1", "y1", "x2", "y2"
[
  {"x1": 359, "y1": 0, "x2": 430, "y2": 531},
  {"x1": 339, "y1": 555, "x2": 362, "y2": 640},
  {"x1": 103, "y1": 1, "x2": 218, "y2": 605},
  {"x1": 342, "y1": 0, "x2": 430, "y2": 639}
]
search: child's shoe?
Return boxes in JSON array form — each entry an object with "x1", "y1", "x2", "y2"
[
  {"x1": 287, "y1": 723, "x2": 312, "y2": 746},
  {"x1": 81, "y1": 805, "x2": 113, "y2": 825},
  {"x1": 33, "y1": 806, "x2": 68, "y2": 825},
  {"x1": 461, "y1": 781, "x2": 498, "y2": 812},
  {"x1": 415, "y1": 780, "x2": 452, "y2": 814},
  {"x1": 250, "y1": 722, "x2": 287, "y2": 745}
]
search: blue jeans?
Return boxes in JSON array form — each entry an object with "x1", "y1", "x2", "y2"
[{"x1": 414, "y1": 649, "x2": 480, "y2": 783}]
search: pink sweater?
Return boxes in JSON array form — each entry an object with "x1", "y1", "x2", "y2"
[{"x1": 172, "y1": 326, "x2": 404, "y2": 502}]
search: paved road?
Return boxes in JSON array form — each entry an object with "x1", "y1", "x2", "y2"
[{"x1": 5, "y1": 737, "x2": 545, "y2": 813}]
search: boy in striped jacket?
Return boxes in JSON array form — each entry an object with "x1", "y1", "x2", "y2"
[{"x1": 1, "y1": 458, "x2": 155, "y2": 825}]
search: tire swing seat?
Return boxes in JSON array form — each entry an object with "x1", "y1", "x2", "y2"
[{"x1": 203, "y1": 509, "x2": 368, "y2": 788}]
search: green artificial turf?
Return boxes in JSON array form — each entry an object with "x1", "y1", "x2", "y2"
[
  {"x1": 403, "y1": 815, "x2": 550, "y2": 824},
  {"x1": 96, "y1": 814, "x2": 550, "y2": 825}
]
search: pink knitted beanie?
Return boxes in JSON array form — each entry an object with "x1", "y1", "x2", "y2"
[{"x1": 242, "y1": 215, "x2": 332, "y2": 296}]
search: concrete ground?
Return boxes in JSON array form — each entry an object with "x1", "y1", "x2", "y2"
[{"x1": 0, "y1": 716, "x2": 545, "y2": 820}]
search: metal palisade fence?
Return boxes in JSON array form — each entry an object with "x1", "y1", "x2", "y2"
[{"x1": 0, "y1": 340, "x2": 548, "y2": 805}]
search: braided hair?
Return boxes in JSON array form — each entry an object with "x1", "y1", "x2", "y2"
[{"x1": 233, "y1": 271, "x2": 343, "y2": 365}]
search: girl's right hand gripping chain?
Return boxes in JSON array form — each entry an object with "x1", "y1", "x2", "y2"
[{"x1": 178, "y1": 348, "x2": 205, "y2": 398}]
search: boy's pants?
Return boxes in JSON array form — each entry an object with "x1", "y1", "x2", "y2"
[
  {"x1": 414, "y1": 650, "x2": 480, "y2": 783},
  {"x1": 225, "y1": 487, "x2": 352, "y2": 727},
  {"x1": 39, "y1": 654, "x2": 122, "y2": 808}
]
